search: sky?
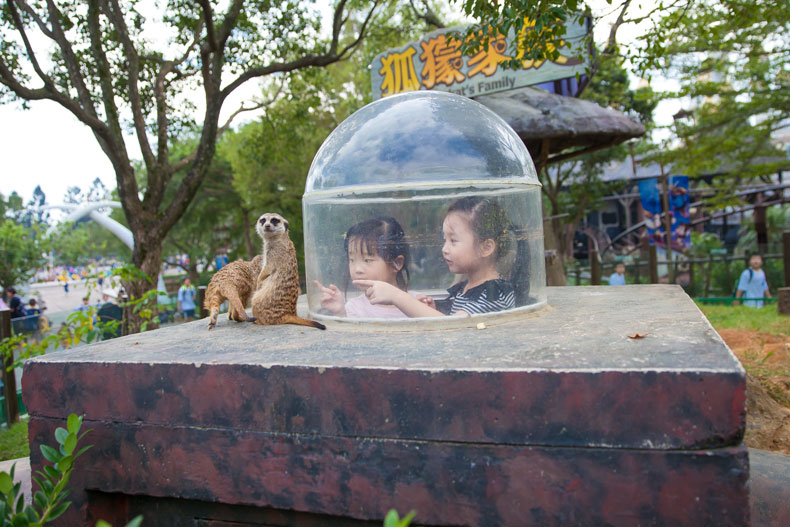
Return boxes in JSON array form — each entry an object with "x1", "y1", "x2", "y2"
[{"x1": 0, "y1": 1, "x2": 679, "y2": 218}]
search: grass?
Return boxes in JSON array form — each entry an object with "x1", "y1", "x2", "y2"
[
  {"x1": 696, "y1": 303, "x2": 790, "y2": 337},
  {"x1": 0, "y1": 418, "x2": 29, "y2": 462},
  {"x1": 698, "y1": 302, "x2": 790, "y2": 409}
]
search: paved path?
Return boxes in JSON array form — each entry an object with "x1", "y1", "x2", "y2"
[
  {"x1": 0, "y1": 457, "x2": 30, "y2": 504},
  {"x1": 27, "y1": 280, "x2": 110, "y2": 314}
]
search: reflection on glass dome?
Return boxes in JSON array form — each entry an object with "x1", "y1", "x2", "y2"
[
  {"x1": 303, "y1": 91, "x2": 546, "y2": 326},
  {"x1": 306, "y1": 91, "x2": 538, "y2": 192}
]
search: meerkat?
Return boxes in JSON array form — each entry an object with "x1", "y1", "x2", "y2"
[
  {"x1": 251, "y1": 213, "x2": 326, "y2": 330},
  {"x1": 204, "y1": 255, "x2": 263, "y2": 330}
]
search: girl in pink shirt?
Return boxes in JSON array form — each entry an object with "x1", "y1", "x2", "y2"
[{"x1": 314, "y1": 217, "x2": 415, "y2": 318}]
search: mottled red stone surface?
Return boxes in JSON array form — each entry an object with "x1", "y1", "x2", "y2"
[
  {"x1": 29, "y1": 417, "x2": 749, "y2": 527},
  {"x1": 22, "y1": 286, "x2": 750, "y2": 526}
]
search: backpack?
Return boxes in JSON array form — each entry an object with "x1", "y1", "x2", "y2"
[{"x1": 732, "y1": 268, "x2": 754, "y2": 297}]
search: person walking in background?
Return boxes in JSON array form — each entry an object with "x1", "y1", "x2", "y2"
[
  {"x1": 5, "y1": 287, "x2": 25, "y2": 333},
  {"x1": 77, "y1": 296, "x2": 92, "y2": 312},
  {"x1": 97, "y1": 291, "x2": 123, "y2": 339},
  {"x1": 735, "y1": 254, "x2": 771, "y2": 307},
  {"x1": 608, "y1": 262, "x2": 627, "y2": 286},
  {"x1": 177, "y1": 278, "x2": 197, "y2": 322}
]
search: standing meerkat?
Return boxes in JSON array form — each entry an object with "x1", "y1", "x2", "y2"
[
  {"x1": 203, "y1": 255, "x2": 264, "y2": 330},
  {"x1": 252, "y1": 213, "x2": 326, "y2": 330}
]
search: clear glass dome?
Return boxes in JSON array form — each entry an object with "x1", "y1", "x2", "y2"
[{"x1": 303, "y1": 91, "x2": 546, "y2": 326}]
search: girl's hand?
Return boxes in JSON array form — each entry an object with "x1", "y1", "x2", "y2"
[
  {"x1": 415, "y1": 294, "x2": 435, "y2": 309},
  {"x1": 313, "y1": 280, "x2": 345, "y2": 316},
  {"x1": 352, "y1": 280, "x2": 402, "y2": 306}
]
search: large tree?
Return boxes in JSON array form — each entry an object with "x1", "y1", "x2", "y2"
[
  {"x1": 0, "y1": 0, "x2": 383, "y2": 330},
  {"x1": 634, "y1": 0, "x2": 789, "y2": 195}
]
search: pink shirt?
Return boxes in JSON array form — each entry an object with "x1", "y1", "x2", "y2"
[{"x1": 345, "y1": 293, "x2": 417, "y2": 319}]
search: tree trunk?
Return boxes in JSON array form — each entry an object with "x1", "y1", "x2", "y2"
[
  {"x1": 188, "y1": 263, "x2": 200, "y2": 286},
  {"x1": 241, "y1": 208, "x2": 255, "y2": 259},
  {"x1": 123, "y1": 237, "x2": 164, "y2": 334},
  {"x1": 543, "y1": 203, "x2": 568, "y2": 286}
]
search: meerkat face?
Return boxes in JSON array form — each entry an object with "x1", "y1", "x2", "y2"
[{"x1": 256, "y1": 213, "x2": 289, "y2": 238}]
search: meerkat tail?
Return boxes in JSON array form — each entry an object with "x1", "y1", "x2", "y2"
[{"x1": 280, "y1": 314, "x2": 326, "y2": 330}]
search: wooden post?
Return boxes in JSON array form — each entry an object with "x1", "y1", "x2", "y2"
[
  {"x1": 704, "y1": 255, "x2": 713, "y2": 297},
  {"x1": 754, "y1": 194, "x2": 768, "y2": 255},
  {"x1": 590, "y1": 250, "x2": 600, "y2": 285},
  {"x1": 783, "y1": 231, "x2": 790, "y2": 288},
  {"x1": 198, "y1": 286, "x2": 208, "y2": 319},
  {"x1": 649, "y1": 245, "x2": 659, "y2": 284},
  {"x1": 689, "y1": 261, "x2": 695, "y2": 295},
  {"x1": 0, "y1": 310, "x2": 19, "y2": 426},
  {"x1": 634, "y1": 259, "x2": 641, "y2": 284},
  {"x1": 778, "y1": 287, "x2": 790, "y2": 315},
  {"x1": 660, "y1": 163, "x2": 674, "y2": 284}
]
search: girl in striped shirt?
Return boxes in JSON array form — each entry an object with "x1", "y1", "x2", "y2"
[{"x1": 354, "y1": 196, "x2": 516, "y2": 317}]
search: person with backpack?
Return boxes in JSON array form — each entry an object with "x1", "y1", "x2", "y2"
[
  {"x1": 177, "y1": 278, "x2": 197, "y2": 322},
  {"x1": 735, "y1": 254, "x2": 771, "y2": 308}
]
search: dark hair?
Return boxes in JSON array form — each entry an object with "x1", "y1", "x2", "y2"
[
  {"x1": 6, "y1": 287, "x2": 16, "y2": 295},
  {"x1": 446, "y1": 196, "x2": 511, "y2": 260},
  {"x1": 445, "y1": 196, "x2": 530, "y2": 305},
  {"x1": 343, "y1": 217, "x2": 411, "y2": 292}
]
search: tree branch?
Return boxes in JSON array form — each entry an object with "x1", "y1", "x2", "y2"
[
  {"x1": 337, "y1": 0, "x2": 382, "y2": 59},
  {"x1": 216, "y1": 0, "x2": 244, "y2": 49},
  {"x1": 6, "y1": 0, "x2": 57, "y2": 90},
  {"x1": 408, "y1": 0, "x2": 445, "y2": 28},
  {"x1": 84, "y1": 0, "x2": 141, "y2": 215},
  {"x1": 198, "y1": 0, "x2": 218, "y2": 51},
  {"x1": 575, "y1": 0, "x2": 631, "y2": 96},
  {"x1": 220, "y1": 0, "x2": 381, "y2": 101},
  {"x1": 104, "y1": 0, "x2": 156, "y2": 176}
]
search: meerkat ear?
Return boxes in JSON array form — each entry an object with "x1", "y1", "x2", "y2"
[{"x1": 284, "y1": 220, "x2": 289, "y2": 231}]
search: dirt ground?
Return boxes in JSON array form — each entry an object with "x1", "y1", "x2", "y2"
[{"x1": 718, "y1": 329, "x2": 790, "y2": 454}]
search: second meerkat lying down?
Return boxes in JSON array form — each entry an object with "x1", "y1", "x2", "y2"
[
  {"x1": 204, "y1": 254, "x2": 263, "y2": 329},
  {"x1": 252, "y1": 213, "x2": 326, "y2": 330}
]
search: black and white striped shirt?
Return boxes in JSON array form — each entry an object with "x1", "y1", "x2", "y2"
[{"x1": 436, "y1": 279, "x2": 515, "y2": 315}]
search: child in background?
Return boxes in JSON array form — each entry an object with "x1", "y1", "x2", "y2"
[
  {"x1": 609, "y1": 262, "x2": 626, "y2": 286},
  {"x1": 355, "y1": 196, "x2": 515, "y2": 317},
  {"x1": 314, "y1": 217, "x2": 416, "y2": 318}
]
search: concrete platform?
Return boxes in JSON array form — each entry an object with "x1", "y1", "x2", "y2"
[{"x1": 23, "y1": 285, "x2": 749, "y2": 526}]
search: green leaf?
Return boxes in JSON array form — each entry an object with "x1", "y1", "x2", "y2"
[
  {"x1": 43, "y1": 467, "x2": 58, "y2": 481},
  {"x1": 53, "y1": 428, "x2": 68, "y2": 445},
  {"x1": 10, "y1": 514, "x2": 28, "y2": 527},
  {"x1": 55, "y1": 455, "x2": 72, "y2": 473},
  {"x1": 0, "y1": 473, "x2": 13, "y2": 495},
  {"x1": 383, "y1": 510, "x2": 399, "y2": 527},
  {"x1": 96, "y1": 521, "x2": 111, "y2": 527},
  {"x1": 47, "y1": 501, "x2": 71, "y2": 521},
  {"x1": 63, "y1": 434, "x2": 77, "y2": 456},
  {"x1": 33, "y1": 491, "x2": 46, "y2": 510},
  {"x1": 74, "y1": 445, "x2": 93, "y2": 459},
  {"x1": 66, "y1": 414, "x2": 81, "y2": 435},
  {"x1": 40, "y1": 445, "x2": 62, "y2": 464},
  {"x1": 398, "y1": 510, "x2": 416, "y2": 527},
  {"x1": 124, "y1": 515, "x2": 144, "y2": 527}
]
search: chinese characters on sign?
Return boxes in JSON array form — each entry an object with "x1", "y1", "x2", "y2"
[{"x1": 371, "y1": 17, "x2": 589, "y2": 100}]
